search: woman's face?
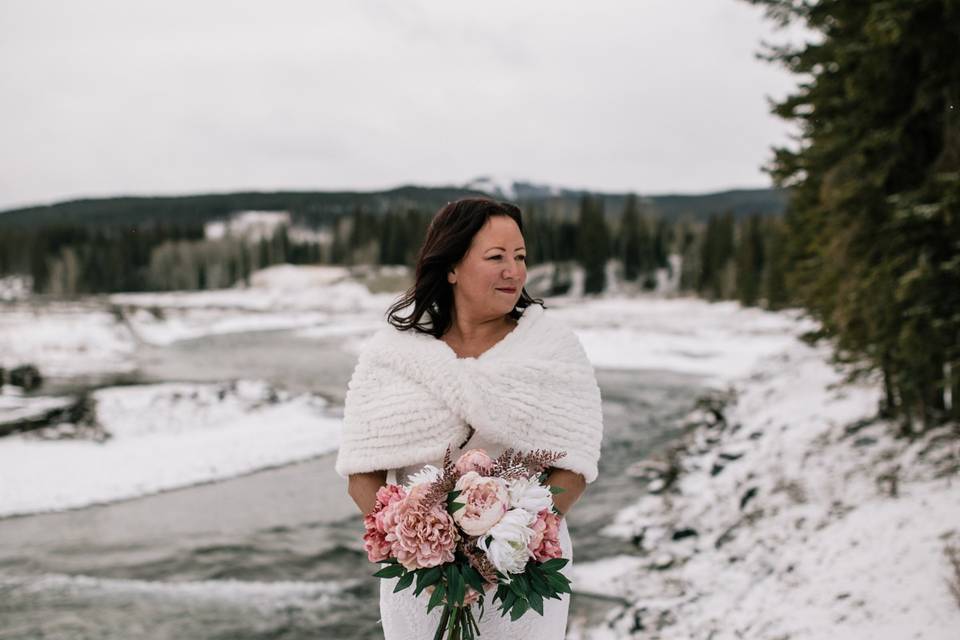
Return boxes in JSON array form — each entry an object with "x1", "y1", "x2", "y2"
[{"x1": 447, "y1": 215, "x2": 527, "y2": 320}]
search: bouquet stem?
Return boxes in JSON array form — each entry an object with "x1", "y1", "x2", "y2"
[{"x1": 434, "y1": 603, "x2": 480, "y2": 640}]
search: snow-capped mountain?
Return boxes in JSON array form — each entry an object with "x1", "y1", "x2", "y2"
[{"x1": 464, "y1": 175, "x2": 574, "y2": 201}]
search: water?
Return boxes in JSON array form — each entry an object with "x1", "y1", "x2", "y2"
[{"x1": 0, "y1": 327, "x2": 711, "y2": 639}]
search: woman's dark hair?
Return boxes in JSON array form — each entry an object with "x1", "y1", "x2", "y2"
[{"x1": 385, "y1": 197, "x2": 546, "y2": 337}]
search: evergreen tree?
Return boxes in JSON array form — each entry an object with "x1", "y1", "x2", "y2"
[
  {"x1": 735, "y1": 214, "x2": 765, "y2": 307},
  {"x1": 575, "y1": 195, "x2": 610, "y2": 294},
  {"x1": 760, "y1": 216, "x2": 790, "y2": 310},
  {"x1": 745, "y1": 0, "x2": 960, "y2": 429},
  {"x1": 620, "y1": 194, "x2": 642, "y2": 281}
]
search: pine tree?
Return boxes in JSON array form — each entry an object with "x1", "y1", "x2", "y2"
[
  {"x1": 620, "y1": 194, "x2": 642, "y2": 281},
  {"x1": 576, "y1": 195, "x2": 610, "y2": 294},
  {"x1": 745, "y1": 0, "x2": 960, "y2": 430}
]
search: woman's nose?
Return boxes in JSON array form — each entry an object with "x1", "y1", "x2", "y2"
[{"x1": 502, "y1": 262, "x2": 522, "y2": 279}]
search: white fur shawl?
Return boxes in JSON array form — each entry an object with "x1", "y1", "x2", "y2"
[{"x1": 334, "y1": 303, "x2": 604, "y2": 483}]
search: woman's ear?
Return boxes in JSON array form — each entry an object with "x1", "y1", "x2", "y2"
[{"x1": 447, "y1": 266, "x2": 457, "y2": 285}]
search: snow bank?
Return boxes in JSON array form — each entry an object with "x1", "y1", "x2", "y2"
[
  {"x1": 0, "y1": 380, "x2": 342, "y2": 518},
  {"x1": 548, "y1": 296, "x2": 818, "y2": 387},
  {"x1": 571, "y1": 323, "x2": 960, "y2": 639},
  {"x1": 0, "y1": 303, "x2": 136, "y2": 376},
  {"x1": 109, "y1": 264, "x2": 402, "y2": 346}
]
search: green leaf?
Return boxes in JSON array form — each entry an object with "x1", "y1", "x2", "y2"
[
  {"x1": 427, "y1": 582, "x2": 446, "y2": 613},
  {"x1": 529, "y1": 571, "x2": 552, "y2": 597},
  {"x1": 446, "y1": 564, "x2": 464, "y2": 607},
  {"x1": 414, "y1": 565, "x2": 444, "y2": 597},
  {"x1": 393, "y1": 570, "x2": 415, "y2": 593},
  {"x1": 500, "y1": 590, "x2": 516, "y2": 616},
  {"x1": 514, "y1": 573, "x2": 530, "y2": 595},
  {"x1": 447, "y1": 489, "x2": 462, "y2": 501},
  {"x1": 509, "y1": 597, "x2": 529, "y2": 621},
  {"x1": 546, "y1": 572, "x2": 571, "y2": 594},
  {"x1": 539, "y1": 558, "x2": 569, "y2": 573},
  {"x1": 461, "y1": 564, "x2": 486, "y2": 594},
  {"x1": 449, "y1": 501, "x2": 466, "y2": 514},
  {"x1": 549, "y1": 486, "x2": 566, "y2": 494},
  {"x1": 373, "y1": 564, "x2": 406, "y2": 579},
  {"x1": 528, "y1": 589, "x2": 544, "y2": 615}
]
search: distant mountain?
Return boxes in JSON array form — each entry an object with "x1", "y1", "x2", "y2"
[{"x1": 0, "y1": 180, "x2": 787, "y2": 229}]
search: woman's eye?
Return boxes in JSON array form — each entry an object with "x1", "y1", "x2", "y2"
[{"x1": 517, "y1": 255, "x2": 526, "y2": 261}]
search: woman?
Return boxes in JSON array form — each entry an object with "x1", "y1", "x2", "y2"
[{"x1": 335, "y1": 197, "x2": 604, "y2": 639}]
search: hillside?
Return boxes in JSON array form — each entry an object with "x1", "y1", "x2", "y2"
[{"x1": 0, "y1": 183, "x2": 787, "y2": 230}]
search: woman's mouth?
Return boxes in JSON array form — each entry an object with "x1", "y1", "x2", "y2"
[{"x1": 496, "y1": 287, "x2": 517, "y2": 294}]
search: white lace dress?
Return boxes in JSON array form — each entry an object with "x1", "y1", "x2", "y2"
[{"x1": 377, "y1": 430, "x2": 574, "y2": 639}]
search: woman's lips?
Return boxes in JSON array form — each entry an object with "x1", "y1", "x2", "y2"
[{"x1": 496, "y1": 287, "x2": 517, "y2": 293}]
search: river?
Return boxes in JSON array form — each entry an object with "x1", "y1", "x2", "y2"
[{"x1": 0, "y1": 326, "x2": 711, "y2": 639}]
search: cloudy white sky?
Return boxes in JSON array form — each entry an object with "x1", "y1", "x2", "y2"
[{"x1": 0, "y1": 0, "x2": 807, "y2": 211}]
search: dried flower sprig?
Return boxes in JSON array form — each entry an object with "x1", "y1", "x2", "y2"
[
  {"x1": 490, "y1": 447, "x2": 566, "y2": 480},
  {"x1": 414, "y1": 446, "x2": 459, "y2": 513}
]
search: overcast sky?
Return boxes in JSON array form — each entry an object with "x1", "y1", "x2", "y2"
[{"x1": 0, "y1": 0, "x2": 807, "y2": 211}]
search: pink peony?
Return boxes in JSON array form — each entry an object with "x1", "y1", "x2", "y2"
[
  {"x1": 363, "y1": 484, "x2": 408, "y2": 563},
  {"x1": 455, "y1": 448, "x2": 495, "y2": 475},
  {"x1": 452, "y1": 471, "x2": 510, "y2": 537},
  {"x1": 528, "y1": 509, "x2": 563, "y2": 562},
  {"x1": 387, "y1": 484, "x2": 459, "y2": 570}
]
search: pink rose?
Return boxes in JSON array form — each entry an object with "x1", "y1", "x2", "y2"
[
  {"x1": 455, "y1": 448, "x2": 495, "y2": 475},
  {"x1": 452, "y1": 471, "x2": 510, "y2": 537},
  {"x1": 363, "y1": 484, "x2": 407, "y2": 563},
  {"x1": 528, "y1": 509, "x2": 563, "y2": 562},
  {"x1": 388, "y1": 484, "x2": 459, "y2": 570}
]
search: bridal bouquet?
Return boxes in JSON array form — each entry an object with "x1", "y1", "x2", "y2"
[{"x1": 363, "y1": 445, "x2": 572, "y2": 639}]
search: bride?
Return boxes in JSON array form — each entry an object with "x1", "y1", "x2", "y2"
[{"x1": 335, "y1": 197, "x2": 604, "y2": 639}]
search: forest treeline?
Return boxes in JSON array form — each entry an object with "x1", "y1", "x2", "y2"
[{"x1": 0, "y1": 197, "x2": 783, "y2": 303}]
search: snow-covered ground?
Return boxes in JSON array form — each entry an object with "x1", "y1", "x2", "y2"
[
  {"x1": 0, "y1": 274, "x2": 32, "y2": 301},
  {"x1": 111, "y1": 264, "x2": 400, "y2": 346},
  {"x1": 0, "y1": 380, "x2": 341, "y2": 518},
  {"x1": 3, "y1": 263, "x2": 956, "y2": 637},
  {"x1": 567, "y1": 321, "x2": 960, "y2": 639},
  {"x1": 0, "y1": 302, "x2": 137, "y2": 376},
  {"x1": 549, "y1": 296, "x2": 814, "y2": 389}
]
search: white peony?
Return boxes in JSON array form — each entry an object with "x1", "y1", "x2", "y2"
[
  {"x1": 403, "y1": 464, "x2": 441, "y2": 490},
  {"x1": 507, "y1": 474, "x2": 554, "y2": 514},
  {"x1": 476, "y1": 508, "x2": 536, "y2": 576}
]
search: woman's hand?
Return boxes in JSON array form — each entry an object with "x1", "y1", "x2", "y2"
[
  {"x1": 544, "y1": 467, "x2": 586, "y2": 518},
  {"x1": 348, "y1": 470, "x2": 388, "y2": 516}
]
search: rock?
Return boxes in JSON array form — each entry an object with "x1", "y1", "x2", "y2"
[
  {"x1": 650, "y1": 553, "x2": 674, "y2": 570},
  {"x1": 671, "y1": 527, "x2": 698, "y2": 541},
  {"x1": 647, "y1": 478, "x2": 667, "y2": 494},
  {"x1": 718, "y1": 451, "x2": 745, "y2": 461},
  {"x1": 715, "y1": 522, "x2": 740, "y2": 549},
  {"x1": 853, "y1": 436, "x2": 877, "y2": 447},
  {"x1": 9, "y1": 364, "x2": 42, "y2": 391}
]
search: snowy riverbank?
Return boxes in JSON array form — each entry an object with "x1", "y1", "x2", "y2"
[
  {"x1": 568, "y1": 319, "x2": 960, "y2": 639},
  {"x1": 0, "y1": 380, "x2": 342, "y2": 518},
  {"x1": 0, "y1": 285, "x2": 805, "y2": 519}
]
